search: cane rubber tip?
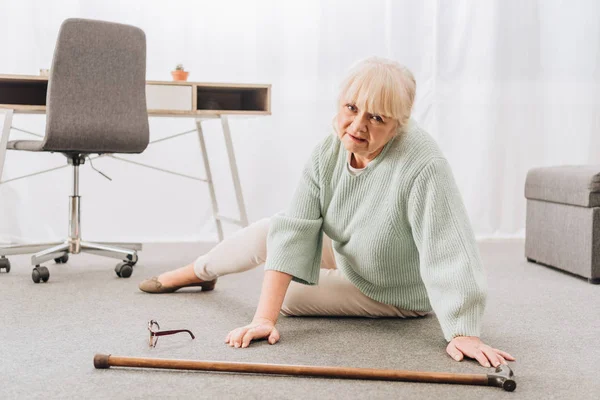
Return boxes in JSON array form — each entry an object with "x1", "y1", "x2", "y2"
[
  {"x1": 503, "y1": 379, "x2": 517, "y2": 392},
  {"x1": 94, "y1": 354, "x2": 111, "y2": 369}
]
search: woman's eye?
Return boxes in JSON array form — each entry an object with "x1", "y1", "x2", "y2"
[
  {"x1": 346, "y1": 104, "x2": 357, "y2": 112},
  {"x1": 371, "y1": 115, "x2": 384, "y2": 123}
]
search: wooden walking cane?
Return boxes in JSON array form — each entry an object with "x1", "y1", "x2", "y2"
[{"x1": 93, "y1": 354, "x2": 517, "y2": 391}]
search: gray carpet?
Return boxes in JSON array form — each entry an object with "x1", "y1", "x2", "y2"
[{"x1": 1, "y1": 240, "x2": 598, "y2": 399}]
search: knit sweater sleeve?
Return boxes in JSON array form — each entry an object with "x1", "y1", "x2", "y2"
[
  {"x1": 407, "y1": 158, "x2": 488, "y2": 342},
  {"x1": 263, "y1": 142, "x2": 324, "y2": 285}
]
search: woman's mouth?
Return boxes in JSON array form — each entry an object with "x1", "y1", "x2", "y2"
[{"x1": 348, "y1": 133, "x2": 366, "y2": 143}]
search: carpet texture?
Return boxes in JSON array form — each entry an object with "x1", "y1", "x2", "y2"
[{"x1": 1, "y1": 240, "x2": 598, "y2": 399}]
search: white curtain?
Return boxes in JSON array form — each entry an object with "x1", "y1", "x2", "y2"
[{"x1": 0, "y1": 0, "x2": 598, "y2": 243}]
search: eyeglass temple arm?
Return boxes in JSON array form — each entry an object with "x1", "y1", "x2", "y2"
[{"x1": 152, "y1": 329, "x2": 195, "y2": 339}]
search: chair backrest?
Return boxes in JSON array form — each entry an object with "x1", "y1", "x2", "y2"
[{"x1": 43, "y1": 18, "x2": 149, "y2": 154}]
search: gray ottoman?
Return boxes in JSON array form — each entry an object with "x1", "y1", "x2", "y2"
[{"x1": 525, "y1": 166, "x2": 600, "y2": 284}]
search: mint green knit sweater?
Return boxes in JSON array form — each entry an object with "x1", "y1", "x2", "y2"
[{"x1": 264, "y1": 120, "x2": 487, "y2": 342}]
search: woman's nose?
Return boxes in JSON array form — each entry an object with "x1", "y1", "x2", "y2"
[{"x1": 348, "y1": 116, "x2": 367, "y2": 133}]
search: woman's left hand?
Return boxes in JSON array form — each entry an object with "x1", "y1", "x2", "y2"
[{"x1": 446, "y1": 336, "x2": 516, "y2": 368}]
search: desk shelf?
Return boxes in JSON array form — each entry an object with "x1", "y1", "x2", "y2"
[
  {"x1": 0, "y1": 76, "x2": 47, "y2": 108},
  {"x1": 0, "y1": 74, "x2": 271, "y2": 117},
  {"x1": 196, "y1": 85, "x2": 269, "y2": 113}
]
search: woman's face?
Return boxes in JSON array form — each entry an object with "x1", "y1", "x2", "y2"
[{"x1": 336, "y1": 101, "x2": 399, "y2": 161}]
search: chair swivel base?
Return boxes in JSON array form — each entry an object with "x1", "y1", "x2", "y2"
[
  {"x1": 0, "y1": 155, "x2": 143, "y2": 283},
  {"x1": 1, "y1": 240, "x2": 139, "y2": 283}
]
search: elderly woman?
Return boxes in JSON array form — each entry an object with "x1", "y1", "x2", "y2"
[{"x1": 140, "y1": 57, "x2": 515, "y2": 369}]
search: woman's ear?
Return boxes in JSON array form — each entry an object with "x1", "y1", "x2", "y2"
[{"x1": 395, "y1": 122, "x2": 402, "y2": 136}]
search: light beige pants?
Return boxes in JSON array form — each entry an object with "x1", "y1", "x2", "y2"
[{"x1": 194, "y1": 217, "x2": 427, "y2": 318}]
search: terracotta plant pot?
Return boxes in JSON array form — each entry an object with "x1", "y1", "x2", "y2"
[{"x1": 171, "y1": 70, "x2": 189, "y2": 81}]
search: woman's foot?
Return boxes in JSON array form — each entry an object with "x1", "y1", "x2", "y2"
[{"x1": 139, "y1": 263, "x2": 217, "y2": 293}]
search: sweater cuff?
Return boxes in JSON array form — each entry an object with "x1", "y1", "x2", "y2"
[
  {"x1": 263, "y1": 213, "x2": 323, "y2": 285},
  {"x1": 441, "y1": 303, "x2": 485, "y2": 342}
]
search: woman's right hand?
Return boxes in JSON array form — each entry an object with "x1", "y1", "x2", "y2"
[
  {"x1": 225, "y1": 317, "x2": 281, "y2": 348},
  {"x1": 226, "y1": 270, "x2": 290, "y2": 348}
]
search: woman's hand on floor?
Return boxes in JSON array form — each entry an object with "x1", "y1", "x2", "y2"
[
  {"x1": 225, "y1": 317, "x2": 280, "y2": 348},
  {"x1": 446, "y1": 336, "x2": 516, "y2": 367}
]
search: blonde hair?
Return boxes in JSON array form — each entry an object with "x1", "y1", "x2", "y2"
[{"x1": 336, "y1": 57, "x2": 416, "y2": 134}]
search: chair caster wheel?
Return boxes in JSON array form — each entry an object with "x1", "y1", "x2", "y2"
[
  {"x1": 0, "y1": 256, "x2": 10, "y2": 273},
  {"x1": 115, "y1": 262, "x2": 134, "y2": 278},
  {"x1": 32, "y1": 266, "x2": 50, "y2": 283},
  {"x1": 54, "y1": 254, "x2": 69, "y2": 264}
]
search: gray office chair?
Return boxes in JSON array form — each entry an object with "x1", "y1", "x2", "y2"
[{"x1": 0, "y1": 18, "x2": 149, "y2": 283}]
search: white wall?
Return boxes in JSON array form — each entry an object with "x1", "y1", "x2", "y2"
[{"x1": 1, "y1": 0, "x2": 599, "y2": 243}]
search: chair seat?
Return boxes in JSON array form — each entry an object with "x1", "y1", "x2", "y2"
[{"x1": 7, "y1": 140, "x2": 45, "y2": 152}]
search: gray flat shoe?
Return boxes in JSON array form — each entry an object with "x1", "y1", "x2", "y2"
[{"x1": 138, "y1": 276, "x2": 217, "y2": 294}]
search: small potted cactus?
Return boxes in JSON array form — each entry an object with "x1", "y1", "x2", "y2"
[{"x1": 171, "y1": 64, "x2": 189, "y2": 81}]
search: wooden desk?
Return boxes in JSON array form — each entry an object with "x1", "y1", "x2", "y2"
[{"x1": 0, "y1": 74, "x2": 271, "y2": 242}]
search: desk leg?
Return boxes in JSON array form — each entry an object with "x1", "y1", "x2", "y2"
[
  {"x1": 195, "y1": 119, "x2": 224, "y2": 242},
  {"x1": 220, "y1": 116, "x2": 249, "y2": 228},
  {"x1": 0, "y1": 109, "x2": 14, "y2": 183}
]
